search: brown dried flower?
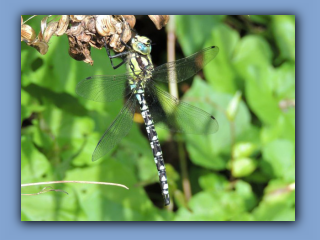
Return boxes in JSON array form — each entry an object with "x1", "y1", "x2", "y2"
[{"x1": 21, "y1": 15, "x2": 170, "y2": 64}]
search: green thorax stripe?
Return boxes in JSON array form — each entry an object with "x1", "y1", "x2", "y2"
[{"x1": 127, "y1": 52, "x2": 154, "y2": 82}]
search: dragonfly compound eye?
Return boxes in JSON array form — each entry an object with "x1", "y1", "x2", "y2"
[{"x1": 136, "y1": 43, "x2": 150, "y2": 55}]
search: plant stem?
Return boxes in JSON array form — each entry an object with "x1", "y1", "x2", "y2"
[
  {"x1": 167, "y1": 15, "x2": 192, "y2": 202},
  {"x1": 21, "y1": 181, "x2": 129, "y2": 189},
  {"x1": 229, "y1": 120, "x2": 236, "y2": 181}
]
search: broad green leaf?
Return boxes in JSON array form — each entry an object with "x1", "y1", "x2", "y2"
[
  {"x1": 243, "y1": 171, "x2": 270, "y2": 183},
  {"x1": 232, "y1": 157, "x2": 257, "y2": 177},
  {"x1": 249, "y1": 15, "x2": 271, "y2": 24},
  {"x1": 230, "y1": 212, "x2": 255, "y2": 221},
  {"x1": 174, "y1": 191, "x2": 249, "y2": 221},
  {"x1": 234, "y1": 180, "x2": 257, "y2": 210},
  {"x1": 199, "y1": 173, "x2": 229, "y2": 192},
  {"x1": 63, "y1": 161, "x2": 173, "y2": 221},
  {"x1": 204, "y1": 24, "x2": 240, "y2": 93},
  {"x1": 175, "y1": 15, "x2": 226, "y2": 55},
  {"x1": 183, "y1": 78, "x2": 251, "y2": 170},
  {"x1": 232, "y1": 142, "x2": 257, "y2": 159},
  {"x1": 21, "y1": 135, "x2": 52, "y2": 184},
  {"x1": 21, "y1": 88, "x2": 44, "y2": 124},
  {"x1": 271, "y1": 15, "x2": 295, "y2": 61},
  {"x1": 233, "y1": 35, "x2": 282, "y2": 125},
  {"x1": 21, "y1": 32, "x2": 126, "y2": 95},
  {"x1": 272, "y1": 62, "x2": 295, "y2": 99},
  {"x1": 21, "y1": 185, "x2": 88, "y2": 221},
  {"x1": 261, "y1": 139, "x2": 295, "y2": 181},
  {"x1": 261, "y1": 109, "x2": 295, "y2": 145},
  {"x1": 252, "y1": 179, "x2": 295, "y2": 221},
  {"x1": 21, "y1": 89, "x2": 33, "y2": 123}
]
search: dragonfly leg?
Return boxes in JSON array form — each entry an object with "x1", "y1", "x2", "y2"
[
  {"x1": 103, "y1": 38, "x2": 128, "y2": 69},
  {"x1": 110, "y1": 58, "x2": 127, "y2": 69},
  {"x1": 120, "y1": 39, "x2": 132, "y2": 50}
]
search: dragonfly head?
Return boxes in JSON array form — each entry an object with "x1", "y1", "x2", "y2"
[{"x1": 131, "y1": 36, "x2": 152, "y2": 55}]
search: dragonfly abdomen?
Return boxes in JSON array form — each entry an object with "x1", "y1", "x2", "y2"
[{"x1": 135, "y1": 87, "x2": 170, "y2": 206}]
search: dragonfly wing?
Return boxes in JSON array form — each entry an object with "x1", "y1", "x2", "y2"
[
  {"x1": 151, "y1": 46, "x2": 219, "y2": 83},
  {"x1": 76, "y1": 74, "x2": 132, "y2": 102},
  {"x1": 144, "y1": 82, "x2": 218, "y2": 134},
  {"x1": 92, "y1": 94, "x2": 136, "y2": 161}
]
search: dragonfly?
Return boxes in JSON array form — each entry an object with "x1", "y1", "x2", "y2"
[{"x1": 76, "y1": 35, "x2": 219, "y2": 206}]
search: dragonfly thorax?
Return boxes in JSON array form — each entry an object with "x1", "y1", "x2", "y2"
[{"x1": 127, "y1": 36, "x2": 154, "y2": 83}]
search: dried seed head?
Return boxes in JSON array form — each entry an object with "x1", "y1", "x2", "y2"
[
  {"x1": 123, "y1": 15, "x2": 136, "y2": 29},
  {"x1": 83, "y1": 16, "x2": 96, "y2": 34},
  {"x1": 95, "y1": 15, "x2": 133, "y2": 54},
  {"x1": 55, "y1": 15, "x2": 69, "y2": 36},
  {"x1": 22, "y1": 15, "x2": 169, "y2": 65},
  {"x1": 30, "y1": 39, "x2": 49, "y2": 55},
  {"x1": 70, "y1": 15, "x2": 86, "y2": 22},
  {"x1": 113, "y1": 44, "x2": 125, "y2": 53},
  {"x1": 114, "y1": 21, "x2": 123, "y2": 34},
  {"x1": 43, "y1": 21, "x2": 58, "y2": 43},
  {"x1": 21, "y1": 24, "x2": 36, "y2": 43},
  {"x1": 89, "y1": 35, "x2": 104, "y2": 49},
  {"x1": 148, "y1": 15, "x2": 170, "y2": 30},
  {"x1": 77, "y1": 31, "x2": 91, "y2": 42},
  {"x1": 121, "y1": 21, "x2": 132, "y2": 44},
  {"x1": 109, "y1": 33, "x2": 125, "y2": 52},
  {"x1": 40, "y1": 16, "x2": 49, "y2": 35},
  {"x1": 67, "y1": 21, "x2": 84, "y2": 36},
  {"x1": 95, "y1": 15, "x2": 116, "y2": 37},
  {"x1": 82, "y1": 48, "x2": 94, "y2": 65},
  {"x1": 109, "y1": 34, "x2": 120, "y2": 48},
  {"x1": 68, "y1": 35, "x2": 93, "y2": 65}
]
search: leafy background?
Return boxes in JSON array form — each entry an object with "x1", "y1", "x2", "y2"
[{"x1": 21, "y1": 15, "x2": 295, "y2": 221}]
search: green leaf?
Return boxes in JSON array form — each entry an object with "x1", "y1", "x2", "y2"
[
  {"x1": 230, "y1": 212, "x2": 255, "y2": 221},
  {"x1": 63, "y1": 161, "x2": 173, "y2": 221},
  {"x1": 234, "y1": 180, "x2": 257, "y2": 210},
  {"x1": 21, "y1": 33, "x2": 126, "y2": 95},
  {"x1": 204, "y1": 24, "x2": 240, "y2": 93},
  {"x1": 261, "y1": 139, "x2": 295, "y2": 181},
  {"x1": 232, "y1": 157, "x2": 257, "y2": 177},
  {"x1": 252, "y1": 179, "x2": 295, "y2": 221},
  {"x1": 174, "y1": 191, "x2": 249, "y2": 221},
  {"x1": 232, "y1": 142, "x2": 257, "y2": 158},
  {"x1": 272, "y1": 62, "x2": 295, "y2": 99},
  {"x1": 233, "y1": 35, "x2": 282, "y2": 125},
  {"x1": 175, "y1": 15, "x2": 226, "y2": 55},
  {"x1": 21, "y1": 135, "x2": 52, "y2": 184},
  {"x1": 261, "y1": 110, "x2": 295, "y2": 145},
  {"x1": 226, "y1": 91, "x2": 242, "y2": 121},
  {"x1": 271, "y1": 15, "x2": 295, "y2": 61},
  {"x1": 249, "y1": 15, "x2": 270, "y2": 24},
  {"x1": 183, "y1": 78, "x2": 251, "y2": 170},
  {"x1": 199, "y1": 173, "x2": 229, "y2": 192},
  {"x1": 21, "y1": 88, "x2": 44, "y2": 124}
]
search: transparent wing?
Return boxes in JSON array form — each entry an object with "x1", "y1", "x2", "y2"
[
  {"x1": 144, "y1": 82, "x2": 218, "y2": 134},
  {"x1": 92, "y1": 94, "x2": 136, "y2": 161},
  {"x1": 76, "y1": 74, "x2": 132, "y2": 102},
  {"x1": 151, "y1": 46, "x2": 219, "y2": 83}
]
